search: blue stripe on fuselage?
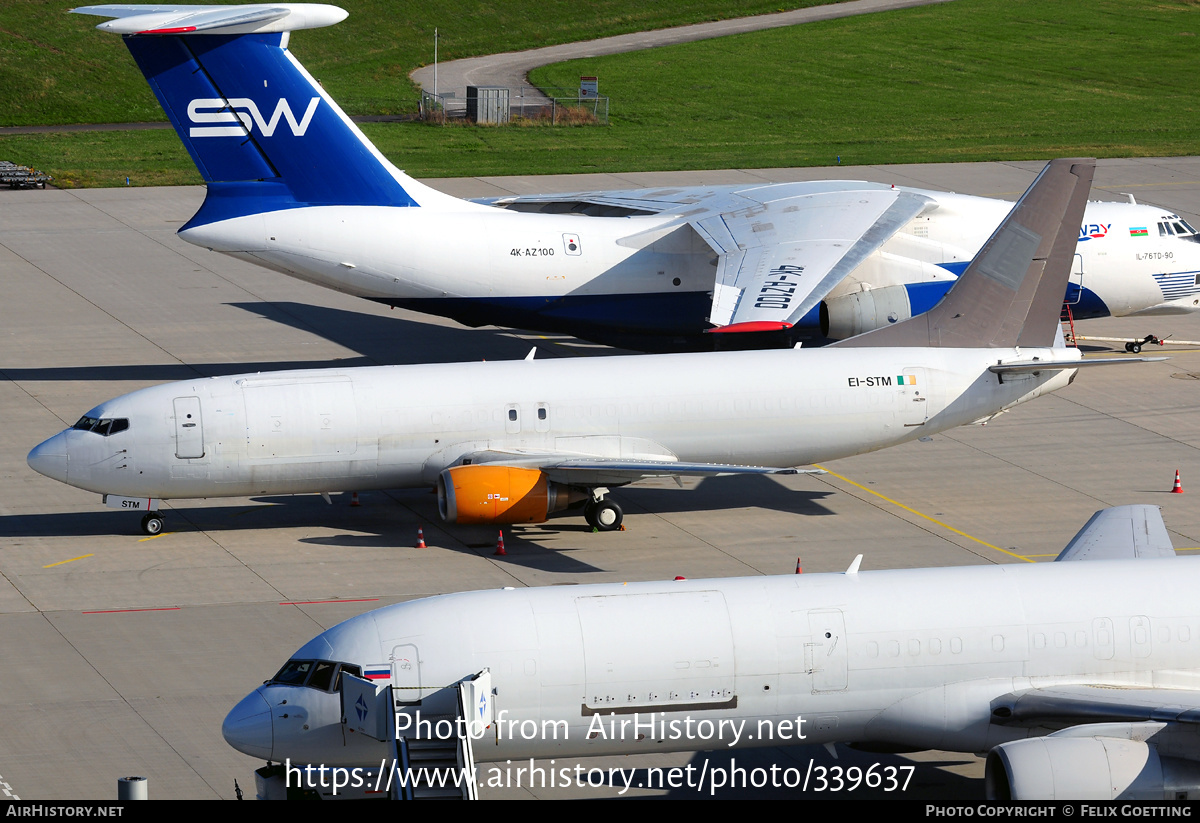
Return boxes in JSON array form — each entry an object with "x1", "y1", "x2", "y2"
[{"x1": 380, "y1": 281, "x2": 1113, "y2": 352}]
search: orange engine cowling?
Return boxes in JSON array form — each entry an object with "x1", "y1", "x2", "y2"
[{"x1": 437, "y1": 465, "x2": 585, "y2": 524}]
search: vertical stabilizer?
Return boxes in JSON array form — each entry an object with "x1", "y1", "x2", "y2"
[
  {"x1": 832, "y1": 158, "x2": 1096, "y2": 349},
  {"x1": 74, "y1": 4, "x2": 423, "y2": 215}
]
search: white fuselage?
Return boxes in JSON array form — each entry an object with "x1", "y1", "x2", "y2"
[
  {"x1": 223, "y1": 557, "x2": 1200, "y2": 767},
  {"x1": 29, "y1": 346, "x2": 1075, "y2": 500},
  {"x1": 180, "y1": 188, "x2": 1200, "y2": 345}
]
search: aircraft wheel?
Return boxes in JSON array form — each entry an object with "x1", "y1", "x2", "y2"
[
  {"x1": 591, "y1": 500, "x2": 623, "y2": 532},
  {"x1": 141, "y1": 512, "x2": 164, "y2": 535},
  {"x1": 1130, "y1": 343, "x2": 1142, "y2": 354},
  {"x1": 1124, "y1": 342, "x2": 1134, "y2": 352}
]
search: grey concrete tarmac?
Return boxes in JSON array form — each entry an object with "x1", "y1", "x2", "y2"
[{"x1": 2, "y1": 158, "x2": 1200, "y2": 800}]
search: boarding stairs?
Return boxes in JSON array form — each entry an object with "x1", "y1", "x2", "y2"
[
  {"x1": 364, "y1": 673, "x2": 489, "y2": 800},
  {"x1": 342, "y1": 666, "x2": 491, "y2": 800}
]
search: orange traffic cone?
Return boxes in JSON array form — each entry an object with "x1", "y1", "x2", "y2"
[
  {"x1": 795, "y1": 557, "x2": 803, "y2": 574},
  {"x1": 495, "y1": 529, "x2": 507, "y2": 556},
  {"x1": 350, "y1": 491, "x2": 361, "y2": 507},
  {"x1": 1172, "y1": 470, "x2": 1184, "y2": 494},
  {"x1": 416, "y1": 527, "x2": 426, "y2": 549}
]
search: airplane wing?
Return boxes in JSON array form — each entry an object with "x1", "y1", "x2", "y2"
[
  {"x1": 479, "y1": 181, "x2": 937, "y2": 332},
  {"x1": 693, "y1": 187, "x2": 934, "y2": 330},
  {"x1": 453, "y1": 448, "x2": 808, "y2": 487},
  {"x1": 993, "y1": 685, "x2": 1200, "y2": 726},
  {"x1": 1053, "y1": 504, "x2": 1177, "y2": 561}
]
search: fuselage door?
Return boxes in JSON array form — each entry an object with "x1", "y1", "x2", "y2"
[
  {"x1": 806, "y1": 609, "x2": 848, "y2": 693},
  {"x1": 897, "y1": 367, "x2": 929, "y2": 428},
  {"x1": 173, "y1": 396, "x2": 204, "y2": 459},
  {"x1": 392, "y1": 642, "x2": 422, "y2": 703}
]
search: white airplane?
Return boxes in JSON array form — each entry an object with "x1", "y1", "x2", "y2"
[
  {"x1": 222, "y1": 505, "x2": 1200, "y2": 800},
  {"x1": 26, "y1": 157, "x2": 1161, "y2": 535},
  {"x1": 73, "y1": 4, "x2": 1200, "y2": 351}
]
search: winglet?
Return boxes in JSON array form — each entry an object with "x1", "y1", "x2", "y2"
[{"x1": 831, "y1": 158, "x2": 1096, "y2": 349}]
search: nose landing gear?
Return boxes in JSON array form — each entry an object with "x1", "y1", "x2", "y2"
[{"x1": 140, "y1": 512, "x2": 165, "y2": 535}]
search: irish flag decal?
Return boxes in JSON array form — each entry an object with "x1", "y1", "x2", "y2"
[{"x1": 897, "y1": 374, "x2": 917, "y2": 385}]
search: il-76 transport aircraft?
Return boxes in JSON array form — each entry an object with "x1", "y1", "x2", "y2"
[
  {"x1": 73, "y1": 3, "x2": 1200, "y2": 351},
  {"x1": 223, "y1": 505, "x2": 1200, "y2": 801},
  {"x1": 27, "y1": 158, "x2": 1159, "y2": 534}
]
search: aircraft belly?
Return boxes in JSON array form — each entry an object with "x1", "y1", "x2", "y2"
[{"x1": 388, "y1": 291, "x2": 714, "y2": 339}]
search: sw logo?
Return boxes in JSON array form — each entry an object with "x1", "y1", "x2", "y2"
[{"x1": 188, "y1": 97, "x2": 320, "y2": 138}]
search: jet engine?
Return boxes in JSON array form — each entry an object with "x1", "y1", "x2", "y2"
[
  {"x1": 986, "y1": 735, "x2": 1200, "y2": 800},
  {"x1": 820, "y1": 281, "x2": 954, "y2": 340},
  {"x1": 437, "y1": 465, "x2": 585, "y2": 524}
]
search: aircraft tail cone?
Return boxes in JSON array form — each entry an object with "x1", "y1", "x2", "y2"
[
  {"x1": 416, "y1": 527, "x2": 426, "y2": 549},
  {"x1": 1172, "y1": 470, "x2": 1184, "y2": 494},
  {"x1": 795, "y1": 557, "x2": 803, "y2": 574},
  {"x1": 350, "y1": 492, "x2": 361, "y2": 507},
  {"x1": 495, "y1": 530, "x2": 507, "y2": 556}
]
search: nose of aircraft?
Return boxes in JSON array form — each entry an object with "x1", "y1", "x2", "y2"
[
  {"x1": 27, "y1": 433, "x2": 69, "y2": 484},
  {"x1": 223, "y1": 689, "x2": 273, "y2": 760}
]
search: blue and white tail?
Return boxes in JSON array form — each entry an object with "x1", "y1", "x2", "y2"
[{"x1": 74, "y1": 5, "x2": 462, "y2": 222}]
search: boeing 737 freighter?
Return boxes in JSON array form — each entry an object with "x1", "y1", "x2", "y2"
[
  {"x1": 27, "y1": 157, "x2": 1160, "y2": 534},
  {"x1": 223, "y1": 505, "x2": 1200, "y2": 800},
  {"x1": 72, "y1": 4, "x2": 1200, "y2": 351}
]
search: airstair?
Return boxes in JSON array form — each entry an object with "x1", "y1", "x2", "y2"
[{"x1": 342, "y1": 669, "x2": 491, "y2": 800}]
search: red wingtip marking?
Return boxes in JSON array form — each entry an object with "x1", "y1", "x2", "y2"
[
  {"x1": 139, "y1": 26, "x2": 198, "y2": 34},
  {"x1": 706, "y1": 321, "x2": 794, "y2": 334}
]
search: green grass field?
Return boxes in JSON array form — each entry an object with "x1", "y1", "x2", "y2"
[
  {"x1": 3, "y1": 0, "x2": 1198, "y2": 187},
  {"x1": 0, "y1": 0, "x2": 836, "y2": 125}
]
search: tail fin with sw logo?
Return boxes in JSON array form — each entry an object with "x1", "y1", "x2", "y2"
[{"x1": 73, "y1": 5, "x2": 432, "y2": 222}]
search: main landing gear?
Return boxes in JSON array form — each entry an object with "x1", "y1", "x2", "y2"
[
  {"x1": 140, "y1": 512, "x2": 165, "y2": 535},
  {"x1": 584, "y1": 496, "x2": 623, "y2": 532}
]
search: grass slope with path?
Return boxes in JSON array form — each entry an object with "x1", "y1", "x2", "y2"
[{"x1": 2, "y1": 0, "x2": 1197, "y2": 187}]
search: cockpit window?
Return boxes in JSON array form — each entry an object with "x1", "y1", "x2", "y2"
[
  {"x1": 269, "y1": 659, "x2": 362, "y2": 691},
  {"x1": 1158, "y1": 220, "x2": 1200, "y2": 243},
  {"x1": 271, "y1": 659, "x2": 314, "y2": 686},
  {"x1": 308, "y1": 661, "x2": 337, "y2": 691},
  {"x1": 72, "y1": 416, "x2": 130, "y2": 436}
]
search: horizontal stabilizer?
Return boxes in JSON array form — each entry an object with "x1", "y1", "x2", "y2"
[
  {"x1": 72, "y1": 4, "x2": 347, "y2": 34},
  {"x1": 989, "y1": 356, "x2": 1167, "y2": 376}
]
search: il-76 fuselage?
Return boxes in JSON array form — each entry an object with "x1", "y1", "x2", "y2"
[
  {"x1": 185, "y1": 194, "x2": 1200, "y2": 348},
  {"x1": 30, "y1": 346, "x2": 1073, "y2": 505}
]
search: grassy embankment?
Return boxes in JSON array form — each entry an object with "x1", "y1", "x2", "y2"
[{"x1": 1, "y1": 0, "x2": 1197, "y2": 187}]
